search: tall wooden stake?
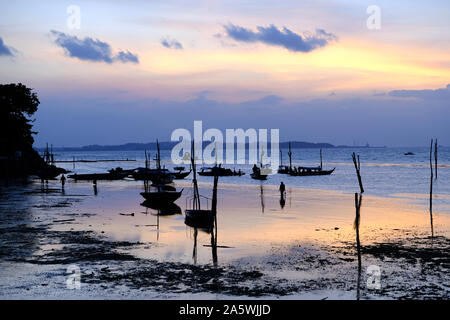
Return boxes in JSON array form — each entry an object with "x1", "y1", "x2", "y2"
[
  {"x1": 288, "y1": 142, "x2": 292, "y2": 173},
  {"x1": 320, "y1": 148, "x2": 323, "y2": 169},
  {"x1": 434, "y1": 139, "x2": 438, "y2": 179},
  {"x1": 429, "y1": 139, "x2": 434, "y2": 237},
  {"x1": 352, "y1": 153, "x2": 364, "y2": 194},
  {"x1": 354, "y1": 192, "x2": 362, "y2": 300}
]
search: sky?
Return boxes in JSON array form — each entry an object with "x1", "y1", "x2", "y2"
[{"x1": 0, "y1": 0, "x2": 449, "y2": 147}]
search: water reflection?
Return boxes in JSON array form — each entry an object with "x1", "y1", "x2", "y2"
[
  {"x1": 260, "y1": 184, "x2": 265, "y2": 213},
  {"x1": 140, "y1": 201, "x2": 181, "y2": 216},
  {"x1": 185, "y1": 213, "x2": 218, "y2": 266},
  {"x1": 140, "y1": 201, "x2": 182, "y2": 241},
  {"x1": 280, "y1": 193, "x2": 286, "y2": 209}
]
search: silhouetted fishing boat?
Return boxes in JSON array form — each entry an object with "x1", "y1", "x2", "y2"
[
  {"x1": 404, "y1": 152, "x2": 415, "y2": 155},
  {"x1": 140, "y1": 185, "x2": 183, "y2": 204},
  {"x1": 184, "y1": 142, "x2": 217, "y2": 227},
  {"x1": 172, "y1": 168, "x2": 191, "y2": 179},
  {"x1": 132, "y1": 167, "x2": 175, "y2": 184},
  {"x1": 68, "y1": 170, "x2": 127, "y2": 181},
  {"x1": 251, "y1": 147, "x2": 269, "y2": 180},
  {"x1": 198, "y1": 165, "x2": 244, "y2": 177},
  {"x1": 289, "y1": 148, "x2": 334, "y2": 176},
  {"x1": 133, "y1": 141, "x2": 176, "y2": 184},
  {"x1": 289, "y1": 166, "x2": 335, "y2": 176},
  {"x1": 277, "y1": 165, "x2": 290, "y2": 174},
  {"x1": 278, "y1": 142, "x2": 293, "y2": 174},
  {"x1": 250, "y1": 171, "x2": 268, "y2": 180}
]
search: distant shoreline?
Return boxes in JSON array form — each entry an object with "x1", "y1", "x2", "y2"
[{"x1": 36, "y1": 141, "x2": 384, "y2": 152}]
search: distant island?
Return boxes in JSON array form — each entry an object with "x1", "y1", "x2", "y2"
[{"x1": 36, "y1": 141, "x2": 377, "y2": 152}]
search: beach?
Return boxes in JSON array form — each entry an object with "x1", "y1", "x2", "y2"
[{"x1": 1, "y1": 167, "x2": 449, "y2": 299}]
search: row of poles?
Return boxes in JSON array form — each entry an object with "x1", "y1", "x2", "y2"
[{"x1": 351, "y1": 138, "x2": 438, "y2": 299}]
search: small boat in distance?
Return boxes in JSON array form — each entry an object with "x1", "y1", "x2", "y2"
[
  {"x1": 404, "y1": 152, "x2": 415, "y2": 156},
  {"x1": 278, "y1": 142, "x2": 293, "y2": 174},
  {"x1": 198, "y1": 165, "x2": 244, "y2": 177},
  {"x1": 251, "y1": 147, "x2": 269, "y2": 180},
  {"x1": 289, "y1": 149, "x2": 334, "y2": 176},
  {"x1": 68, "y1": 167, "x2": 128, "y2": 181},
  {"x1": 132, "y1": 141, "x2": 176, "y2": 184},
  {"x1": 290, "y1": 167, "x2": 335, "y2": 176}
]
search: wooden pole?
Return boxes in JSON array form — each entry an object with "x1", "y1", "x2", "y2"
[
  {"x1": 434, "y1": 139, "x2": 438, "y2": 179},
  {"x1": 320, "y1": 148, "x2": 323, "y2": 169},
  {"x1": 354, "y1": 192, "x2": 362, "y2": 300},
  {"x1": 288, "y1": 142, "x2": 292, "y2": 172},
  {"x1": 352, "y1": 153, "x2": 364, "y2": 194},
  {"x1": 429, "y1": 139, "x2": 434, "y2": 237},
  {"x1": 211, "y1": 171, "x2": 219, "y2": 266}
]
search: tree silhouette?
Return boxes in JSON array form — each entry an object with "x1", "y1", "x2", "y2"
[{"x1": 0, "y1": 83, "x2": 40, "y2": 155}]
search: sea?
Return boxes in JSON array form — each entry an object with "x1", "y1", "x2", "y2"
[{"x1": 52, "y1": 146, "x2": 450, "y2": 210}]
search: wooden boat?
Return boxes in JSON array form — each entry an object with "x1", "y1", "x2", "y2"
[
  {"x1": 277, "y1": 165, "x2": 290, "y2": 174},
  {"x1": 251, "y1": 148, "x2": 269, "y2": 180},
  {"x1": 132, "y1": 167, "x2": 175, "y2": 184},
  {"x1": 198, "y1": 165, "x2": 244, "y2": 177},
  {"x1": 289, "y1": 167, "x2": 335, "y2": 176},
  {"x1": 288, "y1": 148, "x2": 334, "y2": 176},
  {"x1": 172, "y1": 169, "x2": 191, "y2": 179},
  {"x1": 184, "y1": 141, "x2": 218, "y2": 228},
  {"x1": 140, "y1": 188, "x2": 183, "y2": 204},
  {"x1": 68, "y1": 171, "x2": 127, "y2": 180},
  {"x1": 250, "y1": 171, "x2": 268, "y2": 180},
  {"x1": 133, "y1": 142, "x2": 177, "y2": 184},
  {"x1": 278, "y1": 142, "x2": 293, "y2": 174}
]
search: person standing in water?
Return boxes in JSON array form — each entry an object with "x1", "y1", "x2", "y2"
[
  {"x1": 60, "y1": 174, "x2": 66, "y2": 190},
  {"x1": 279, "y1": 182, "x2": 286, "y2": 196}
]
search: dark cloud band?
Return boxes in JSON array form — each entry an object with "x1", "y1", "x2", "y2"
[
  {"x1": 223, "y1": 24, "x2": 336, "y2": 52},
  {"x1": 50, "y1": 31, "x2": 139, "y2": 64}
]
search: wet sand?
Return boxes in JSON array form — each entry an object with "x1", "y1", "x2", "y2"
[{"x1": 0, "y1": 179, "x2": 449, "y2": 299}]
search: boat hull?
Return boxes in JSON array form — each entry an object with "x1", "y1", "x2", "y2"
[
  {"x1": 140, "y1": 190, "x2": 182, "y2": 204},
  {"x1": 172, "y1": 171, "x2": 191, "y2": 179},
  {"x1": 289, "y1": 168, "x2": 335, "y2": 176},
  {"x1": 68, "y1": 173, "x2": 127, "y2": 180},
  {"x1": 250, "y1": 173, "x2": 268, "y2": 180}
]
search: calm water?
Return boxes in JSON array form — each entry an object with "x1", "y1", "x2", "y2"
[
  {"x1": 53, "y1": 147, "x2": 450, "y2": 203},
  {"x1": 23, "y1": 146, "x2": 450, "y2": 266}
]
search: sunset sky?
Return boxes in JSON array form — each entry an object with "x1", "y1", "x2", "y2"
[{"x1": 1, "y1": 0, "x2": 449, "y2": 147}]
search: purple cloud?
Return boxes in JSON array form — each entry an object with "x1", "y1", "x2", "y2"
[
  {"x1": 223, "y1": 24, "x2": 337, "y2": 52},
  {"x1": 50, "y1": 31, "x2": 139, "y2": 64}
]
